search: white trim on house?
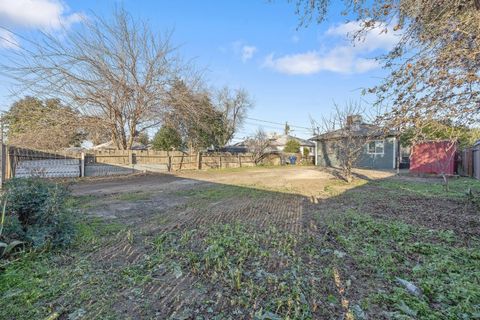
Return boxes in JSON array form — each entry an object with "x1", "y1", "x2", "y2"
[
  {"x1": 366, "y1": 140, "x2": 385, "y2": 155},
  {"x1": 314, "y1": 141, "x2": 318, "y2": 166}
]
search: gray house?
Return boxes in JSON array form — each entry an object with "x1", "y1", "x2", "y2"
[{"x1": 310, "y1": 116, "x2": 399, "y2": 170}]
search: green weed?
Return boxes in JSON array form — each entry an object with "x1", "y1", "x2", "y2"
[
  {"x1": 111, "y1": 191, "x2": 152, "y2": 201},
  {"x1": 323, "y1": 211, "x2": 480, "y2": 319}
]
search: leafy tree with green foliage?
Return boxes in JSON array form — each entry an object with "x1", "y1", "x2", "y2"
[
  {"x1": 5, "y1": 96, "x2": 84, "y2": 149},
  {"x1": 163, "y1": 79, "x2": 251, "y2": 150},
  {"x1": 284, "y1": 139, "x2": 301, "y2": 153},
  {"x1": 152, "y1": 126, "x2": 183, "y2": 151}
]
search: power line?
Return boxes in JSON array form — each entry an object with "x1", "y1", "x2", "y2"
[
  {"x1": 243, "y1": 121, "x2": 313, "y2": 134},
  {"x1": 245, "y1": 117, "x2": 312, "y2": 130}
]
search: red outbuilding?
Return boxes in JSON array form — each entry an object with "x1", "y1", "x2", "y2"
[{"x1": 410, "y1": 140, "x2": 457, "y2": 175}]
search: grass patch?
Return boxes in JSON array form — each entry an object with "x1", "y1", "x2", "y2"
[
  {"x1": 176, "y1": 184, "x2": 269, "y2": 202},
  {"x1": 111, "y1": 191, "x2": 152, "y2": 201},
  {"x1": 323, "y1": 211, "x2": 480, "y2": 319},
  {"x1": 376, "y1": 177, "x2": 480, "y2": 199}
]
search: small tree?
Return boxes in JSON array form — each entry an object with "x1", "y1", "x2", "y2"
[
  {"x1": 245, "y1": 129, "x2": 271, "y2": 164},
  {"x1": 135, "y1": 132, "x2": 150, "y2": 146},
  {"x1": 303, "y1": 147, "x2": 310, "y2": 158},
  {"x1": 152, "y1": 127, "x2": 183, "y2": 151},
  {"x1": 284, "y1": 139, "x2": 301, "y2": 153},
  {"x1": 313, "y1": 102, "x2": 374, "y2": 183}
]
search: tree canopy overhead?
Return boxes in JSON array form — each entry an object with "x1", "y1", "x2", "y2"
[{"x1": 292, "y1": 0, "x2": 480, "y2": 144}]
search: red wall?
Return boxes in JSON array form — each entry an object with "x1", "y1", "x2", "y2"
[{"x1": 410, "y1": 141, "x2": 457, "y2": 175}]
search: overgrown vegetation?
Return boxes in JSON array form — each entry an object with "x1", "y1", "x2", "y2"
[
  {"x1": 322, "y1": 211, "x2": 480, "y2": 319},
  {"x1": 150, "y1": 223, "x2": 313, "y2": 319},
  {"x1": 1, "y1": 178, "x2": 75, "y2": 250}
]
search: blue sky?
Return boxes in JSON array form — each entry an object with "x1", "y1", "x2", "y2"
[{"x1": 0, "y1": 0, "x2": 399, "y2": 141}]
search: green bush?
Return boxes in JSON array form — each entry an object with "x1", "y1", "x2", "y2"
[
  {"x1": 284, "y1": 139, "x2": 301, "y2": 153},
  {"x1": 2, "y1": 178, "x2": 75, "y2": 249}
]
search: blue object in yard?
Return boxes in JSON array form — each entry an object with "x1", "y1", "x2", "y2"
[{"x1": 289, "y1": 155, "x2": 297, "y2": 165}]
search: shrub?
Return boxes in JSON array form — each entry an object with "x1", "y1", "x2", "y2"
[
  {"x1": 284, "y1": 139, "x2": 300, "y2": 153},
  {"x1": 1, "y1": 178, "x2": 75, "y2": 249},
  {"x1": 303, "y1": 147, "x2": 310, "y2": 157}
]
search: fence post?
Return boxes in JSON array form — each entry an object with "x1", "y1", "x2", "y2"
[
  {"x1": 238, "y1": 154, "x2": 241, "y2": 168},
  {"x1": 0, "y1": 144, "x2": 5, "y2": 187},
  {"x1": 128, "y1": 151, "x2": 134, "y2": 166},
  {"x1": 80, "y1": 152, "x2": 85, "y2": 177},
  {"x1": 168, "y1": 155, "x2": 172, "y2": 172},
  {"x1": 197, "y1": 152, "x2": 202, "y2": 170}
]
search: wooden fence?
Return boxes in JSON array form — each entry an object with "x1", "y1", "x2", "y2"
[
  {"x1": 461, "y1": 143, "x2": 480, "y2": 180},
  {"x1": 0, "y1": 145, "x2": 259, "y2": 181}
]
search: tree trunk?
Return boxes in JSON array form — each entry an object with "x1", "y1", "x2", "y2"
[{"x1": 441, "y1": 173, "x2": 449, "y2": 192}]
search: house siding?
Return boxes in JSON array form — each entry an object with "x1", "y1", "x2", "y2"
[{"x1": 315, "y1": 137, "x2": 396, "y2": 170}]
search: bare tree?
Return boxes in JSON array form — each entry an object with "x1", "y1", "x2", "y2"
[
  {"x1": 214, "y1": 87, "x2": 253, "y2": 147},
  {"x1": 313, "y1": 102, "x2": 377, "y2": 183},
  {"x1": 1, "y1": 8, "x2": 191, "y2": 150},
  {"x1": 245, "y1": 129, "x2": 271, "y2": 164}
]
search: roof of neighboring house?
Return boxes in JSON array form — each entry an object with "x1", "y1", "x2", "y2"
[
  {"x1": 226, "y1": 134, "x2": 314, "y2": 153},
  {"x1": 310, "y1": 123, "x2": 397, "y2": 141},
  {"x1": 269, "y1": 134, "x2": 315, "y2": 147},
  {"x1": 91, "y1": 141, "x2": 147, "y2": 150}
]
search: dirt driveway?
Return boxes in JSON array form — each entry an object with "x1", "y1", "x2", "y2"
[{"x1": 72, "y1": 166, "x2": 395, "y2": 197}]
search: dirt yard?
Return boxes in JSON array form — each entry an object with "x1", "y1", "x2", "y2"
[{"x1": 2, "y1": 166, "x2": 479, "y2": 319}]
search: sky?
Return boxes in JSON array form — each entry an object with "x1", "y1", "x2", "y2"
[{"x1": 0, "y1": 0, "x2": 400, "y2": 141}]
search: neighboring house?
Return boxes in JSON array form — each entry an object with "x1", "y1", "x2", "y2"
[
  {"x1": 268, "y1": 134, "x2": 315, "y2": 155},
  {"x1": 91, "y1": 141, "x2": 147, "y2": 150},
  {"x1": 309, "y1": 116, "x2": 399, "y2": 170},
  {"x1": 226, "y1": 133, "x2": 315, "y2": 155}
]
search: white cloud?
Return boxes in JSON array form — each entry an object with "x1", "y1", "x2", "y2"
[
  {"x1": 0, "y1": 29, "x2": 20, "y2": 49},
  {"x1": 230, "y1": 41, "x2": 257, "y2": 62},
  {"x1": 264, "y1": 21, "x2": 399, "y2": 75},
  {"x1": 241, "y1": 45, "x2": 257, "y2": 62},
  {"x1": 0, "y1": 0, "x2": 83, "y2": 30}
]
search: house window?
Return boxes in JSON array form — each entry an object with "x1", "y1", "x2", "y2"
[{"x1": 367, "y1": 140, "x2": 384, "y2": 155}]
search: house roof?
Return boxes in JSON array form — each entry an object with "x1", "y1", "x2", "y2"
[
  {"x1": 227, "y1": 134, "x2": 314, "y2": 153},
  {"x1": 91, "y1": 141, "x2": 147, "y2": 150},
  {"x1": 309, "y1": 123, "x2": 397, "y2": 141},
  {"x1": 269, "y1": 134, "x2": 315, "y2": 147}
]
